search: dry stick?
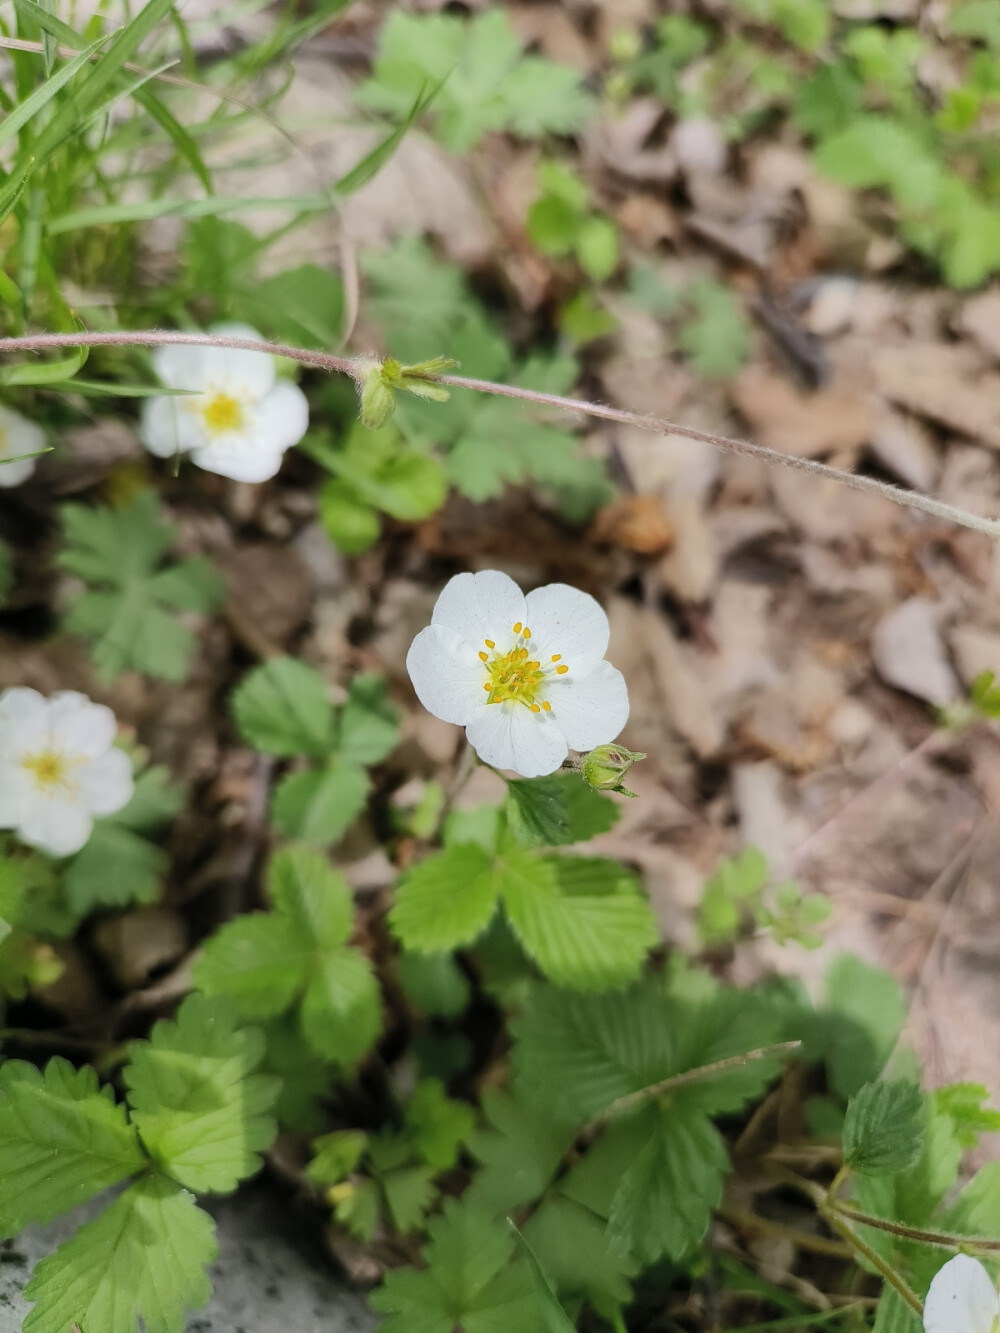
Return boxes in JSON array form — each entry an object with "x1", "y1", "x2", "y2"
[{"x1": 2, "y1": 330, "x2": 1000, "y2": 541}]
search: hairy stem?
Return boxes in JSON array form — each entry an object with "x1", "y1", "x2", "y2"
[
  {"x1": 830, "y1": 1201, "x2": 1000, "y2": 1253},
  {"x1": 820, "y1": 1204, "x2": 924, "y2": 1317},
  {"x1": 3, "y1": 330, "x2": 999, "y2": 540}
]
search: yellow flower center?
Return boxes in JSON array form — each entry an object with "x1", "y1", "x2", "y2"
[
  {"x1": 201, "y1": 392, "x2": 244, "y2": 436},
  {"x1": 22, "y1": 750, "x2": 71, "y2": 792},
  {"x1": 479, "y1": 623, "x2": 569, "y2": 713}
]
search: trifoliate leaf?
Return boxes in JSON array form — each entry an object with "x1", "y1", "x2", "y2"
[
  {"x1": 22, "y1": 1175, "x2": 217, "y2": 1333},
  {"x1": 465, "y1": 1088, "x2": 574, "y2": 1214},
  {"x1": 123, "y1": 993, "x2": 278, "y2": 1194},
  {"x1": 271, "y1": 757, "x2": 370, "y2": 843},
  {"x1": 357, "y1": 10, "x2": 594, "y2": 154},
  {"x1": 603, "y1": 1101, "x2": 729, "y2": 1264},
  {"x1": 844, "y1": 1080, "x2": 925, "y2": 1176},
  {"x1": 499, "y1": 853, "x2": 658, "y2": 991},
  {"x1": 933, "y1": 1082, "x2": 1000, "y2": 1146},
  {"x1": 361, "y1": 238, "x2": 472, "y2": 364},
  {"x1": 62, "y1": 823, "x2": 163, "y2": 912},
  {"x1": 231, "y1": 656, "x2": 334, "y2": 757},
  {"x1": 58, "y1": 492, "x2": 224, "y2": 683},
  {"x1": 397, "y1": 951, "x2": 472, "y2": 1017},
  {"x1": 370, "y1": 1197, "x2": 546, "y2": 1333},
  {"x1": 405, "y1": 1079, "x2": 475, "y2": 1172},
  {"x1": 823, "y1": 954, "x2": 906, "y2": 1098},
  {"x1": 391, "y1": 844, "x2": 499, "y2": 952},
  {"x1": 320, "y1": 479, "x2": 382, "y2": 554},
  {"x1": 268, "y1": 843, "x2": 354, "y2": 948},
  {"x1": 0, "y1": 1057, "x2": 146, "y2": 1235},
  {"x1": 261, "y1": 1014, "x2": 332, "y2": 1132},
  {"x1": 505, "y1": 773, "x2": 619, "y2": 847},
  {"x1": 522, "y1": 1194, "x2": 638, "y2": 1321},
  {"x1": 337, "y1": 672, "x2": 400, "y2": 766},
  {"x1": 300, "y1": 948, "x2": 382, "y2": 1065}
]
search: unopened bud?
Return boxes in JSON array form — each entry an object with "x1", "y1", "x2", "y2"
[
  {"x1": 580, "y1": 743, "x2": 646, "y2": 797},
  {"x1": 356, "y1": 357, "x2": 396, "y2": 430}
]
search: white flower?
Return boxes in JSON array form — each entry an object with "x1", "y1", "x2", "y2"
[
  {"x1": 139, "y1": 324, "x2": 309, "y2": 482},
  {"x1": 924, "y1": 1255, "x2": 1000, "y2": 1333},
  {"x1": 406, "y1": 570, "x2": 629, "y2": 778},
  {"x1": 0, "y1": 688, "x2": 134, "y2": 857},
  {"x1": 0, "y1": 405, "x2": 45, "y2": 488}
]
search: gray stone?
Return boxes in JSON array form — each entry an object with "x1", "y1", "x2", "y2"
[{"x1": 0, "y1": 1185, "x2": 378, "y2": 1333}]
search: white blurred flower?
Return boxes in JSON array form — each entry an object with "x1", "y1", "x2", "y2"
[
  {"x1": 0, "y1": 688, "x2": 134, "y2": 857},
  {"x1": 406, "y1": 570, "x2": 629, "y2": 778},
  {"x1": 0, "y1": 405, "x2": 45, "y2": 488},
  {"x1": 139, "y1": 324, "x2": 309, "y2": 482},
  {"x1": 924, "y1": 1255, "x2": 1000, "y2": 1333}
]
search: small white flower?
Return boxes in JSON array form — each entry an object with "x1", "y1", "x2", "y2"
[
  {"x1": 0, "y1": 688, "x2": 134, "y2": 857},
  {"x1": 406, "y1": 570, "x2": 629, "y2": 778},
  {"x1": 139, "y1": 324, "x2": 309, "y2": 482},
  {"x1": 924, "y1": 1255, "x2": 1000, "y2": 1333},
  {"x1": 0, "y1": 405, "x2": 45, "y2": 488}
]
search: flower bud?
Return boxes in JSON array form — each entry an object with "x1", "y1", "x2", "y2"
[
  {"x1": 581, "y1": 743, "x2": 646, "y2": 797},
  {"x1": 355, "y1": 357, "x2": 396, "y2": 430}
]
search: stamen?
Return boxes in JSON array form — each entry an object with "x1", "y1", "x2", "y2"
[
  {"x1": 530, "y1": 704, "x2": 541, "y2": 713},
  {"x1": 523, "y1": 627, "x2": 531, "y2": 639},
  {"x1": 513, "y1": 622, "x2": 522, "y2": 634},
  {"x1": 483, "y1": 682, "x2": 491, "y2": 691},
  {"x1": 485, "y1": 639, "x2": 495, "y2": 649},
  {"x1": 551, "y1": 654, "x2": 561, "y2": 662},
  {"x1": 527, "y1": 661, "x2": 540, "y2": 669},
  {"x1": 556, "y1": 665, "x2": 569, "y2": 675},
  {"x1": 542, "y1": 701, "x2": 552, "y2": 712},
  {"x1": 478, "y1": 651, "x2": 488, "y2": 661},
  {"x1": 519, "y1": 648, "x2": 528, "y2": 659}
]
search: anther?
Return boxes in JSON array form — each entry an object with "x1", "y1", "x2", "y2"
[
  {"x1": 483, "y1": 682, "x2": 491, "y2": 691},
  {"x1": 530, "y1": 704, "x2": 541, "y2": 713},
  {"x1": 523, "y1": 627, "x2": 531, "y2": 639},
  {"x1": 513, "y1": 622, "x2": 522, "y2": 634},
  {"x1": 478, "y1": 651, "x2": 488, "y2": 661},
  {"x1": 527, "y1": 661, "x2": 540, "y2": 670},
  {"x1": 519, "y1": 648, "x2": 528, "y2": 659},
  {"x1": 542, "y1": 701, "x2": 552, "y2": 712},
  {"x1": 556, "y1": 665, "x2": 569, "y2": 675},
  {"x1": 485, "y1": 639, "x2": 495, "y2": 649},
  {"x1": 551, "y1": 654, "x2": 561, "y2": 662}
]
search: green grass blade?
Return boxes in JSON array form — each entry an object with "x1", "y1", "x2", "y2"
[
  {"x1": 0, "y1": 156, "x2": 36, "y2": 229},
  {"x1": 47, "y1": 192, "x2": 331, "y2": 234},
  {"x1": 508, "y1": 1222, "x2": 577, "y2": 1333},
  {"x1": 0, "y1": 340, "x2": 87, "y2": 386},
  {"x1": 134, "y1": 86, "x2": 212, "y2": 194},
  {"x1": 0, "y1": 32, "x2": 110, "y2": 150},
  {"x1": 335, "y1": 78, "x2": 444, "y2": 197},
  {"x1": 40, "y1": 380, "x2": 195, "y2": 398}
]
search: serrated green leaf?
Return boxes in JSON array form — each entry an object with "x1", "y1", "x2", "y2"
[
  {"x1": 406, "y1": 1079, "x2": 475, "y2": 1171},
  {"x1": 62, "y1": 823, "x2": 165, "y2": 913},
  {"x1": 22, "y1": 1175, "x2": 217, "y2": 1333},
  {"x1": 271, "y1": 758, "x2": 370, "y2": 843},
  {"x1": 933, "y1": 1082, "x2": 1000, "y2": 1146},
  {"x1": 391, "y1": 843, "x2": 499, "y2": 952},
  {"x1": 192, "y1": 913, "x2": 308, "y2": 1018},
  {"x1": 124, "y1": 993, "x2": 278, "y2": 1193},
  {"x1": 382, "y1": 1165, "x2": 437, "y2": 1234},
  {"x1": 521, "y1": 1198, "x2": 637, "y2": 1325},
  {"x1": 231, "y1": 656, "x2": 334, "y2": 757},
  {"x1": 499, "y1": 853, "x2": 657, "y2": 990},
  {"x1": 465, "y1": 1088, "x2": 574, "y2": 1214},
  {"x1": 267, "y1": 844, "x2": 353, "y2": 949},
  {"x1": 505, "y1": 773, "x2": 619, "y2": 847},
  {"x1": 370, "y1": 1197, "x2": 546, "y2": 1333},
  {"x1": 0, "y1": 1058, "x2": 145, "y2": 1235},
  {"x1": 300, "y1": 948, "x2": 381, "y2": 1064},
  {"x1": 338, "y1": 672, "x2": 399, "y2": 765},
  {"x1": 320, "y1": 479, "x2": 381, "y2": 554},
  {"x1": 606, "y1": 1100, "x2": 729, "y2": 1264},
  {"x1": 844, "y1": 1080, "x2": 925, "y2": 1175},
  {"x1": 307, "y1": 1128, "x2": 367, "y2": 1185},
  {"x1": 397, "y1": 951, "x2": 471, "y2": 1017},
  {"x1": 58, "y1": 493, "x2": 224, "y2": 683},
  {"x1": 509, "y1": 1222, "x2": 578, "y2": 1333},
  {"x1": 232, "y1": 263, "x2": 344, "y2": 349}
]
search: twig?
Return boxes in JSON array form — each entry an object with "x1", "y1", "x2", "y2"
[{"x1": 2, "y1": 331, "x2": 999, "y2": 540}]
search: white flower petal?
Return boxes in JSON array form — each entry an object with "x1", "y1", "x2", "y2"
[
  {"x1": 524, "y1": 583, "x2": 610, "y2": 677},
  {"x1": 924, "y1": 1256, "x2": 1000, "y2": 1333},
  {"x1": 0, "y1": 406, "x2": 43, "y2": 487},
  {"x1": 77, "y1": 748, "x2": 134, "y2": 816},
  {"x1": 545, "y1": 660, "x2": 630, "y2": 752},
  {"x1": 202, "y1": 323, "x2": 275, "y2": 399},
  {"x1": 431, "y1": 571, "x2": 527, "y2": 649},
  {"x1": 0, "y1": 687, "x2": 50, "y2": 755},
  {"x1": 0, "y1": 454, "x2": 37, "y2": 487},
  {"x1": 190, "y1": 438, "x2": 287, "y2": 482},
  {"x1": 139, "y1": 395, "x2": 204, "y2": 458},
  {"x1": 152, "y1": 343, "x2": 210, "y2": 392},
  {"x1": 252, "y1": 380, "x2": 310, "y2": 451},
  {"x1": 48, "y1": 692, "x2": 117, "y2": 759},
  {"x1": 406, "y1": 625, "x2": 488, "y2": 726},
  {"x1": 18, "y1": 791, "x2": 93, "y2": 857},
  {"x1": 465, "y1": 701, "x2": 567, "y2": 777},
  {"x1": 0, "y1": 760, "x2": 32, "y2": 827}
]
